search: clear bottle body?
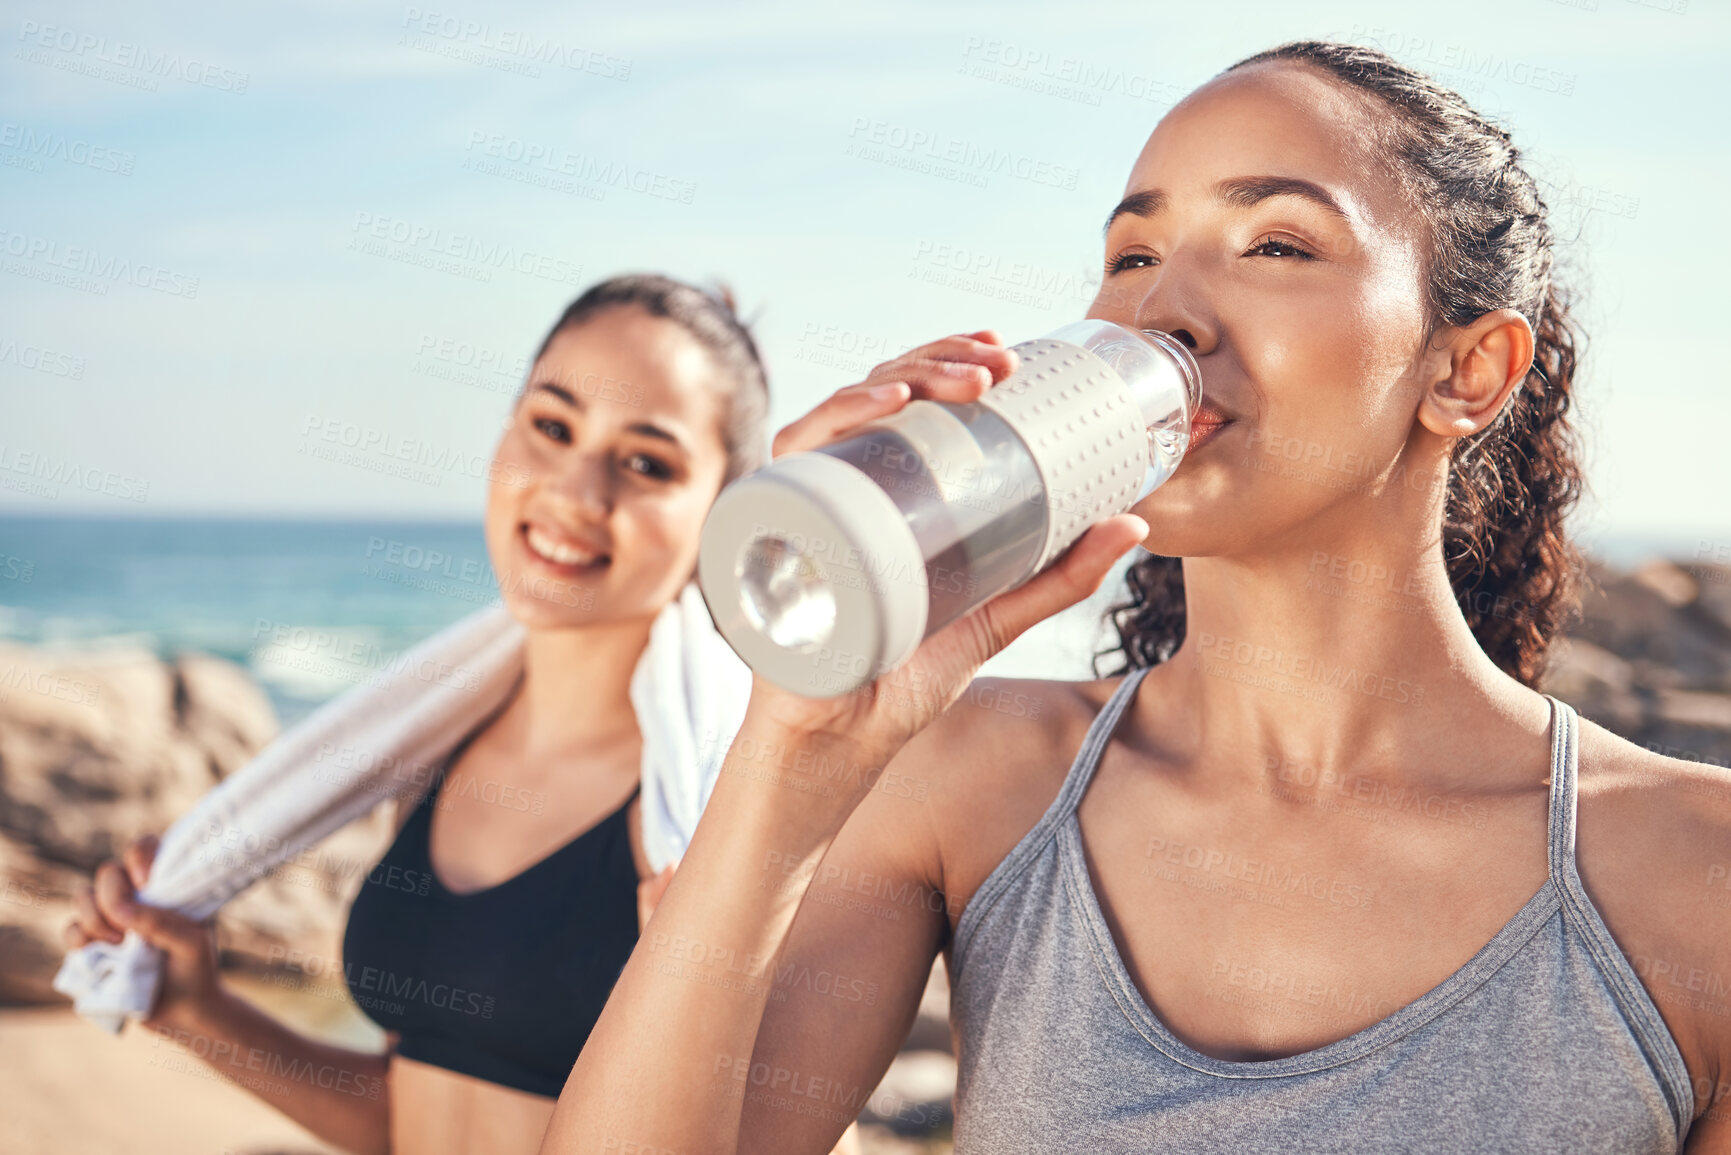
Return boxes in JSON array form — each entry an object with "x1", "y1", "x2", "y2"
[
  {"x1": 812, "y1": 321, "x2": 1201, "y2": 642},
  {"x1": 699, "y1": 321, "x2": 1202, "y2": 696},
  {"x1": 814, "y1": 401, "x2": 1046, "y2": 637}
]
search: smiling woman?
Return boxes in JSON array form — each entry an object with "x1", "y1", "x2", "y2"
[
  {"x1": 485, "y1": 281, "x2": 766, "y2": 636},
  {"x1": 59, "y1": 274, "x2": 879, "y2": 1155},
  {"x1": 539, "y1": 40, "x2": 1731, "y2": 1155}
]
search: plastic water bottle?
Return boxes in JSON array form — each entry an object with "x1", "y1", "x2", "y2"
[{"x1": 698, "y1": 320, "x2": 1202, "y2": 697}]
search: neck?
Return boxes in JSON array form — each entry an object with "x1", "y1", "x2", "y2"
[
  {"x1": 1140, "y1": 468, "x2": 1545, "y2": 795},
  {"x1": 507, "y1": 612, "x2": 657, "y2": 761}
]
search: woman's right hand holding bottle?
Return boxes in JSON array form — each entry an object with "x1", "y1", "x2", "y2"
[
  {"x1": 546, "y1": 329, "x2": 1151, "y2": 1155},
  {"x1": 742, "y1": 329, "x2": 1150, "y2": 812}
]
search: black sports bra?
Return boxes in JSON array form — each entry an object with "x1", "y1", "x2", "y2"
[{"x1": 342, "y1": 742, "x2": 641, "y2": 1097}]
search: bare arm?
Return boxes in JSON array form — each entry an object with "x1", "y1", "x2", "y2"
[
  {"x1": 147, "y1": 981, "x2": 392, "y2": 1155},
  {"x1": 68, "y1": 838, "x2": 393, "y2": 1155},
  {"x1": 732, "y1": 723, "x2": 953, "y2": 1152},
  {"x1": 541, "y1": 331, "x2": 1149, "y2": 1154},
  {"x1": 542, "y1": 710, "x2": 912, "y2": 1154}
]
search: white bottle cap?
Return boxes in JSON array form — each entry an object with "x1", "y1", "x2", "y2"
[{"x1": 698, "y1": 451, "x2": 929, "y2": 698}]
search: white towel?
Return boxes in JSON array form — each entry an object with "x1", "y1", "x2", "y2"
[{"x1": 52, "y1": 581, "x2": 752, "y2": 1033}]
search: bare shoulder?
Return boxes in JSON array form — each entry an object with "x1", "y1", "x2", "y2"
[
  {"x1": 895, "y1": 673, "x2": 1125, "y2": 931},
  {"x1": 1571, "y1": 712, "x2": 1731, "y2": 1101},
  {"x1": 1574, "y1": 714, "x2": 1731, "y2": 928}
]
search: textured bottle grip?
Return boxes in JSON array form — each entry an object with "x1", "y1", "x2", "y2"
[{"x1": 976, "y1": 338, "x2": 1149, "y2": 573}]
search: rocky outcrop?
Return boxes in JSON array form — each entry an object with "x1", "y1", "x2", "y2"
[
  {"x1": 1543, "y1": 559, "x2": 1731, "y2": 768},
  {"x1": 0, "y1": 644, "x2": 393, "y2": 1004}
]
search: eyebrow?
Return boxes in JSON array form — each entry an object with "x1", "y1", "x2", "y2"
[
  {"x1": 529, "y1": 381, "x2": 688, "y2": 452},
  {"x1": 1102, "y1": 189, "x2": 1166, "y2": 235},
  {"x1": 1102, "y1": 175, "x2": 1350, "y2": 235}
]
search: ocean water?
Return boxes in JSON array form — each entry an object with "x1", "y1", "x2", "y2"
[
  {"x1": 0, "y1": 515, "x2": 492, "y2": 727},
  {"x1": 0, "y1": 514, "x2": 1705, "y2": 732},
  {"x1": 0, "y1": 513, "x2": 1142, "y2": 730}
]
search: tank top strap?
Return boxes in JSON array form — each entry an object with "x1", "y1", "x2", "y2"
[
  {"x1": 1542, "y1": 693, "x2": 1581, "y2": 888},
  {"x1": 950, "y1": 664, "x2": 1152, "y2": 968},
  {"x1": 1538, "y1": 692, "x2": 1697, "y2": 1134},
  {"x1": 1051, "y1": 664, "x2": 1153, "y2": 818}
]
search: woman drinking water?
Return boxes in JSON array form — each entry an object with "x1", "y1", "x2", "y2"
[{"x1": 544, "y1": 44, "x2": 1729, "y2": 1153}]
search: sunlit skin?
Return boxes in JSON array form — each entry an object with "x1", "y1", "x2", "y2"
[
  {"x1": 1098, "y1": 64, "x2": 1458, "y2": 561},
  {"x1": 485, "y1": 307, "x2": 730, "y2": 636},
  {"x1": 544, "y1": 62, "x2": 1730, "y2": 1153}
]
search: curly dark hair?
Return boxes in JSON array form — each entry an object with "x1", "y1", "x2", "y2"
[
  {"x1": 1097, "y1": 40, "x2": 1586, "y2": 689},
  {"x1": 531, "y1": 273, "x2": 771, "y2": 487}
]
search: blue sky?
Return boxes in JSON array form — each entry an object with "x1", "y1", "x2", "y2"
[{"x1": 2, "y1": 0, "x2": 1727, "y2": 558}]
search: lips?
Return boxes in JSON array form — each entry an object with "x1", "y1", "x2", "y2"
[
  {"x1": 521, "y1": 522, "x2": 610, "y2": 570},
  {"x1": 1187, "y1": 403, "x2": 1233, "y2": 453}
]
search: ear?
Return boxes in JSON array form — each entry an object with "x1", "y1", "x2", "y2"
[{"x1": 1416, "y1": 309, "x2": 1536, "y2": 439}]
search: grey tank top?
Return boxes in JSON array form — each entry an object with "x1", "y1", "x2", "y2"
[{"x1": 950, "y1": 666, "x2": 1696, "y2": 1153}]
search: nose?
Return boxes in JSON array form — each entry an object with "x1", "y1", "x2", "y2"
[
  {"x1": 1093, "y1": 258, "x2": 1219, "y2": 358},
  {"x1": 1135, "y1": 279, "x2": 1217, "y2": 358},
  {"x1": 544, "y1": 449, "x2": 613, "y2": 522}
]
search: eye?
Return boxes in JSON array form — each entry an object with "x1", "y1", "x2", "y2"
[
  {"x1": 1245, "y1": 235, "x2": 1317, "y2": 260},
  {"x1": 626, "y1": 453, "x2": 673, "y2": 480},
  {"x1": 1106, "y1": 250, "x2": 1159, "y2": 275},
  {"x1": 532, "y1": 416, "x2": 571, "y2": 444}
]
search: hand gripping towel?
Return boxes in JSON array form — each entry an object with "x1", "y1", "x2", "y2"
[{"x1": 53, "y1": 582, "x2": 753, "y2": 1032}]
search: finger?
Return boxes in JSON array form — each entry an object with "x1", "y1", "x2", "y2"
[
  {"x1": 770, "y1": 336, "x2": 1022, "y2": 459},
  {"x1": 63, "y1": 921, "x2": 91, "y2": 950},
  {"x1": 636, "y1": 873, "x2": 667, "y2": 932},
  {"x1": 772, "y1": 361, "x2": 999, "y2": 458},
  {"x1": 125, "y1": 904, "x2": 210, "y2": 964},
  {"x1": 123, "y1": 836, "x2": 159, "y2": 891},
  {"x1": 946, "y1": 513, "x2": 1150, "y2": 672},
  {"x1": 864, "y1": 357, "x2": 996, "y2": 399},
  {"x1": 73, "y1": 886, "x2": 125, "y2": 944},
  {"x1": 771, "y1": 381, "x2": 908, "y2": 458},
  {"x1": 643, "y1": 864, "x2": 675, "y2": 903},
  {"x1": 958, "y1": 331, "x2": 1018, "y2": 379},
  {"x1": 91, "y1": 862, "x2": 140, "y2": 934},
  {"x1": 893, "y1": 334, "x2": 1018, "y2": 381}
]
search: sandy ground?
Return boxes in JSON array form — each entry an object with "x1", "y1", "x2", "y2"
[
  {"x1": 0, "y1": 975, "x2": 376, "y2": 1155},
  {"x1": 0, "y1": 976, "x2": 947, "y2": 1155}
]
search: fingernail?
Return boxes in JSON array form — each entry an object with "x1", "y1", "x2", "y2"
[{"x1": 869, "y1": 382, "x2": 905, "y2": 401}]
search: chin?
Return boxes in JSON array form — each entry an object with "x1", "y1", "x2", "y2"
[
  {"x1": 1127, "y1": 483, "x2": 1204, "y2": 555},
  {"x1": 1126, "y1": 507, "x2": 1245, "y2": 562},
  {"x1": 498, "y1": 580, "x2": 607, "y2": 631}
]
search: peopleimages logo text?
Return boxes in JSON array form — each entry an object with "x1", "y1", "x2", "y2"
[
  {"x1": 0, "y1": 444, "x2": 148, "y2": 502},
  {"x1": 15, "y1": 20, "x2": 250, "y2": 92},
  {"x1": 0, "y1": 122, "x2": 135, "y2": 174},
  {"x1": 349, "y1": 212, "x2": 583, "y2": 286},
  {"x1": 399, "y1": 8, "x2": 630, "y2": 79},
  {"x1": 0, "y1": 228, "x2": 199, "y2": 298}
]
